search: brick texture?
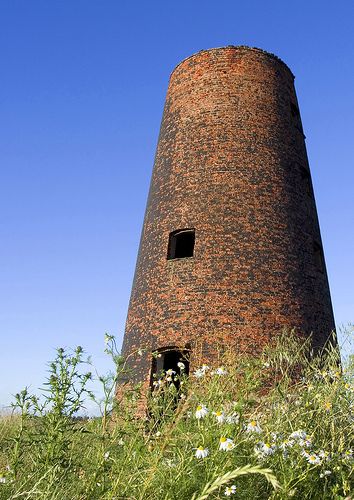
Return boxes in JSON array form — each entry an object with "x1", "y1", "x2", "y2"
[{"x1": 121, "y1": 46, "x2": 336, "y2": 385}]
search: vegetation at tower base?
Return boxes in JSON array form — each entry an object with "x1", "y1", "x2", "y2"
[{"x1": 1, "y1": 330, "x2": 354, "y2": 499}]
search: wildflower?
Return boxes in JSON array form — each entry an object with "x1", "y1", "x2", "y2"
[
  {"x1": 224, "y1": 485, "x2": 237, "y2": 496},
  {"x1": 254, "y1": 442, "x2": 276, "y2": 458},
  {"x1": 193, "y1": 368, "x2": 205, "y2": 378},
  {"x1": 201, "y1": 364, "x2": 210, "y2": 371},
  {"x1": 104, "y1": 451, "x2": 110, "y2": 460},
  {"x1": 155, "y1": 431, "x2": 161, "y2": 437},
  {"x1": 246, "y1": 420, "x2": 262, "y2": 433},
  {"x1": 194, "y1": 446, "x2": 209, "y2": 459},
  {"x1": 165, "y1": 369, "x2": 176, "y2": 382},
  {"x1": 342, "y1": 449, "x2": 353, "y2": 461},
  {"x1": 153, "y1": 379, "x2": 163, "y2": 388},
  {"x1": 320, "y1": 470, "x2": 332, "y2": 478},
  {"x1": 263, "y1": 361, "x2": 270, "y2": 368},
  {"x1": 0, "y1": 476, "x2": 6, "y2": 484},
  {"x1": 213, "y1": 366, "x2": 228, "y2": 375},
  {"x1": 298, "y1": 438, "x2": 312, "y2": 448},
  {"x1": 137, "y1": 348, "x2": 143, "y2": 356},
  {"x1": 213, "y1": 410, "x2": 225, "y2": 424},
  {"x1": 177, "y1": 361, "x2": 185, "y2": 370},
  {"x1": 319, "y1": 450, "x2": 330, "y2": 461},
  {"x1": 302, "y1": 451, "x2": 321, "y2": 465},
  {"x1": 219, "y1": 436, "x2": 235, "y2": 451},
  {"x1": 195, "y1": 404, "x2": 209, "y2": 419},
  {"x1": 323, "y1": 401, "x2": 332, "y2": 412},
  {"x1": 226, "y1": 412, "x2": 240, "y2": 424},
  {"x1": 280, "y1": 439, "x2": 295, "y2": 450},
  {"x1": 289, "y1": 430, "x2": 307, "y2": 441}
]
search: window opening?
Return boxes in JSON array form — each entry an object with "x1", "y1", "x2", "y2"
[
  {"x1": 167, "y1": 229, "x2": 195, "y2": 260},
  {"x1": 150, "y1": 347, "x2": 190, "y2": 391},
  {"x1": 313, "y1": 241, "x2": 325, "y2": 273}
]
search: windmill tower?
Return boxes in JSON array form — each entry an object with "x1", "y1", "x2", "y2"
[{"x1": 120, "y1": 46, "x2": 335, "y2": 387}]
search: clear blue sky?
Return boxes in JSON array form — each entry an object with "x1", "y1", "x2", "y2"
[{"x1": 1, "y1": 1, "x2": 353, "y2": 412}]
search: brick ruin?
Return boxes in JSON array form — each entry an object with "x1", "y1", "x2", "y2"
[{"x1": 120, "y1": 46, "x2": 336, "y2": 389}]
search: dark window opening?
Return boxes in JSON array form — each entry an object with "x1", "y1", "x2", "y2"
[
  {"x1": 290, "y1": 102, "x2": 300, "y2": 118},
  {"x1": 314, "y1": 242, "x2": 325, "y2": 273},
  {"x1": 300, "y1": 166, "x2": 314, "y2": 197},
  {"x1": 150, "y1": 347, "x2": 190, "y2": 391},
  {"x1": 167, "y1": 229, "x2": 195, "y2": 260}
]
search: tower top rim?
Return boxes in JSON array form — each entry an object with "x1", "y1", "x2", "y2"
[{"x1": 170, "y1": 46, "x2": 295, "y2": 79}]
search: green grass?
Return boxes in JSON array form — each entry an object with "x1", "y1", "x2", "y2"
[{"x1": 0, "y1": 331, "x2": 353, "y2": 499}]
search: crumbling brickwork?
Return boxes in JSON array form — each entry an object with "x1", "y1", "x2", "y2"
[{"x1": 121, "y1": 46, "x2": 336, "y2": 385}]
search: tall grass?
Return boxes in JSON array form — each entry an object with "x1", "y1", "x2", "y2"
[{"x1": 0, "y1": 331, "x2": 353, "y2": 499}]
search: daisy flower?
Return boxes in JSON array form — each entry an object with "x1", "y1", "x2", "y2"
[
  {"x1": 289, "y1": 430, "x2": 307, "y2": 441},
  {"x1": 213, "y1": 367, "x2": 228, "y2": 376},
  {"x1": 224, "y1": 485, "x2": 237, "y2": 496},
  {"x1": 246, "y1": 420, "x2": 262, "y2": 433},
  {"x1": 254, "y1": 442, "x2": 276, "y2": 458},
  {"x1": 195, "y1": 404, "x2": 209, "y2": 419},
  {"x1": 213, "y1": 410, "x2": 225, "y2": 424},
  {"x1": 302, "y1": 451, "x2": 321, "y2": 465},
  {"x1": 219, "y1": 436, "x2": 235, "y2": 451},
  {"x1": 177, "y1": 362, "x2": 185, "y2": 370},
  {"x1": 225, "y1": 412, "x2": 240, "y2": 424},
  {"x1": 194, "y1": 446, "x2": 209, "y2": 459}
]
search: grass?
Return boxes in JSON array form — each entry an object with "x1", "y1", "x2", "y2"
[{"x1": 0, "y1": 331, "x2": 353, "y2": 499}]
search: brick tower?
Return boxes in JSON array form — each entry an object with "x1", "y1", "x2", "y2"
[{"x1": 121, "y1": 46, "x2": 335, "y2": 386}]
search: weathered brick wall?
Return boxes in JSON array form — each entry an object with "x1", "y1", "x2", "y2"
[{"x1": 121, "y1": 46, "x2": 335, "y2": 384}]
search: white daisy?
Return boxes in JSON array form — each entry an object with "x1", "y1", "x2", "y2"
[
  {"x1": 213, "y1": 410, "x2": 225, "y2": 424},
  {"x1": 318, "y1": 450, "x2": 330, "y2": 461},
  {"x1": 177, "y1": 362, "x2": 185, "y2": 370},
  {"x1": 165, "y1": 369, "x2": 176, "y2": 381},
  {"x1": 224, "y1": 485, "x2": 237, "y2": 496},
  {"x1": 302, "y1": 451, "x2": 321, "y2": 465},
  {"x1": 219, "y1": 436, "x2": 235, "y2": 451},
  {"x1": 254, "y1": 442, "x2": 276, "y2": 458},
  {"x1": 298, "y1": 438, "x2": 312, "y2": 448},
  {"x1": 213, "y1": 367, "x2": 228, "y2": 375},
  {"x1": 246, "y1": 420, "x2": 262, "y2": 433},
  {"x1": 194, "y1": 446, "x2": 209, "y2": 459},
  {"x1": 195, "y1": 404, "x2": 209, "y2": 419},
  {"x1": 225, "y1": 412, "x2": 240, "y2": 424},
  {"x1": 289, "y1": 430, "x2": 307, "y2": 441}
]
